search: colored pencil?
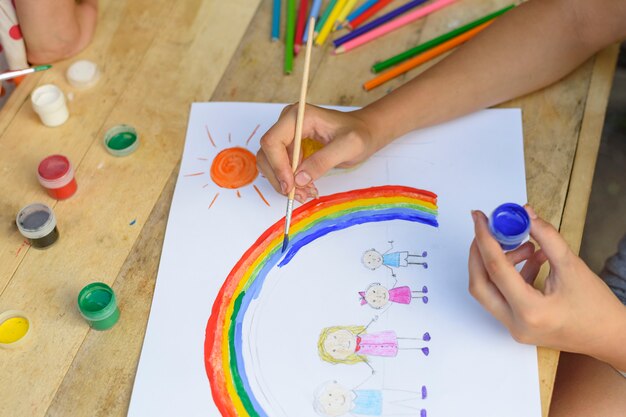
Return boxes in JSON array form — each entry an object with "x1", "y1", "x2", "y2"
[
  {"x1": 303, "y1": 0, "x2": 323, "y2": 42},
  {"x1": 294, "y1": 0, "x2": 310, "y2": 54},
  {"x1": 363, "y1": 21, "x2": 493, "y2": 91},
  {"x1": 333, "y1": 0, "x2": 427, "y2": 48},
  {"x1": 283, "y1": 18, "x2": 316, "y2": 252},
  {"x1": 272, "y1": 0, "x2": 281, "y2": 40},
  {"x1": 316, "y1": 0, "x2": 347, "y2": 45},
  {"x1": 314, "y1": 0, "x2": 338, "y2": 38},
  {"x1": 335, "y1": 0, "x2": 359, "y2": 29},
  {"x1": 335, "y1": 0, "x2": 456, "y2": 54},
  {"x1": 0, "y1": 64, "x2": 51, "y2": 81},
  {"x1": 347, "y1": 0, "x2": 394, "y2": 30},
  {"x1": 344, "y1": 0, "x2": 379, "y2": 27},
  {"x1": 372, "y1": 4, "x2": 514, "y2": 72},
  {"x1": 285, "y1": 0, "x2": 297, "y2": 73}
]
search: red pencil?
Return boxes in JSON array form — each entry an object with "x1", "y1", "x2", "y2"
[
  {"x1": 294, "y1": 0, "x2": 310, "y2": 55},
  {"x1": 347, "y1": 0, "x2": 393, "y2": 29}
]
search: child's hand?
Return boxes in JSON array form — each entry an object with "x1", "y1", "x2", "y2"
[
  {"x1": 257, "y1": 104, "x2": 376, "y2": 202},
  {"x1": 468, "y1": 206, "x2": 626, "y2": 363}
]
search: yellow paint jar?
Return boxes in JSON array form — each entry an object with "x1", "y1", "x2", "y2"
[{"x1": 0, "y1": 310, "x2": 31, "y2": 348}]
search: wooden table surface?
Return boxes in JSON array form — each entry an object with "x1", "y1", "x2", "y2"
[{"x1": 0, "y1": 0, "x2": 618, "y2": 416}]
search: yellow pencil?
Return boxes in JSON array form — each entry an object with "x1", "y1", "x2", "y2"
[
  {"x1": 335, "y1": 0, "x2": 358, "y2": 29},
  {"x1": 315, "y1": 0, "x2": 347, "y2": 46}
]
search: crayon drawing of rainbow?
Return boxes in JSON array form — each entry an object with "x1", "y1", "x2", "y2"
[{"x1": 204, "y1": 185, "x2": 438, "y2": 417}]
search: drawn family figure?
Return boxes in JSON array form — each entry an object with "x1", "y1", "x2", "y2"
[
  {"x1": 318, "y1": 318, "x2": 431, "y2": 370},
  {"x1": 362, "y1": 241, "x2": 428, "y2": 277},
  {"x1": 313, "y1": 380, "x2": 428, "y2": 417},
  {"x1": 359, "y1": 283, "x2": 429, "y2": 309}
]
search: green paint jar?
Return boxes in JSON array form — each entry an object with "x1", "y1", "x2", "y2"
[
  {"x1": 77, "y1": 282, "x2": 120, "y2": 331},
  {"x1": 103, "y1": 124, "x2": 139, "y2": 157}
]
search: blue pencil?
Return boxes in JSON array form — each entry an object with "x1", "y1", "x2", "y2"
[
  {"x1": 333, "y1": 0, "x2": 428, "y2": 48},
  {"x1": 345, "y1": 0, "x2": 378, "y2": 25},
  {"x1": 303, "y1": 0, "x2": 322, "y2": 42},
  {"x1": 272, "y1": 0, "x2": 281, "y2": 40}
]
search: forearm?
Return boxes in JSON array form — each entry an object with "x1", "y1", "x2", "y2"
[
  {"x1": 356, "y1": 0, "x2": 626, "y2": 148},
  {"x1": 591, "y1": 304, "x2": 626, "y2": 372},
  {"x1": 17, "y1": 0, "x2": 98, "y2": 64}
]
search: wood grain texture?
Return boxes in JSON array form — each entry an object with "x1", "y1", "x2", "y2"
[
  {"x1": 0, "y1": 0, "x2": 261, "y2": 416},
  {"x1": 0, "y1": 0, "x2": 617, "y2": 416}
]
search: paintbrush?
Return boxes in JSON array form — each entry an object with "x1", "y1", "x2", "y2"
[
  {"x1": 282, "y1": 17, "x2": 315, "y2": 253},
  {"x1": 0, "y1": 64, "x2": 52, "y2": 81}
]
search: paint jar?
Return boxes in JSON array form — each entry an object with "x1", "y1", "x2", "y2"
[
  {"x1": 0, "y1": 310, "x2": 31, "y2": 349},
  {"x1": 103, "y1": 124, "x2": 139, "y2": 157},
  {"x1": 16, "y1": 203, "x2": 60, "y2": 249},
  {"x1": 31, "y1": 84, "x2": 69, "y2": 127},
  {"x1": 66, "y1": 60, "x2": 100, "y2": 89},
  {"x1": 489, "y1": 203, "x2": 531, "y2": 250},
  {"x1": 37, "y1": 154, "x2": 77, "y2": 200},
  {"x1": 77, "y1": 282, "x2": 120, "y2": 331}
]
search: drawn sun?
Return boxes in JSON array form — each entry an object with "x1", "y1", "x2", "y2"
[{"x1": 184, "y1": 124, "x2": 270, "y2": 209}]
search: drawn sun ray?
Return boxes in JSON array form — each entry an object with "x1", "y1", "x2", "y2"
[
  {"x1": 245, "y1": 124, "x2": 261, "y2": 146},
  {"x1": 189, "y1": 124, "x2": 270, "y2": 209},
  {"x1": 205, "y1": 125, "x2": 216, "y2": 148},
  {"x1": 208, "y1": 193, "x2": 219, "y2": 209}
]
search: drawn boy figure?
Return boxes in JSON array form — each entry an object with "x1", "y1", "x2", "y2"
[
  {"x1": 318, "y1": 317, "x2": 431, "y2": 372},
  {"x1": 313, "y1": 380, "x2": 428, "y2": 416},
  {"x1": 359, "y1": 283, "x2": 428, "y2": 310},
  {"x1": 362, "y1": 241, "x2": 427, "y2": 277}
]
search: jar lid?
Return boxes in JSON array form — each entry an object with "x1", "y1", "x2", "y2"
[
  {"x1": 66, "y1": 60, "x2": 100, "y2": 89},
  {"x1": 16, "y1": 203, "x2": 57, "y2": 239},
  {"x1": 103, "y1": 124, "x2": 139, "y2": 157},
  {"x1": 37, "y1": 154, "x2": 74, "y2": 188}
]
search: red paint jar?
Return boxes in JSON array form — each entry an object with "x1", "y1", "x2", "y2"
[{"x1": 37, "y1": 155, "x2": 77, "y2": 200}]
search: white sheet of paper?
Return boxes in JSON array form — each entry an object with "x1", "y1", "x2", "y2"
[{"x1": 128, "y1": 103, "x2": 541, "y2": 417}]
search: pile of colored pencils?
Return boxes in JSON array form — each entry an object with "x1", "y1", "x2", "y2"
[{"x1": 273, "y1": 1, "x2": 515, "y2": 90}]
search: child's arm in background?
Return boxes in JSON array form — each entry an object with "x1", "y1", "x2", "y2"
[
  {"x1": 469, "y1": 207, "x2": 626, "y2": 372},
  {"x1": 16, "y1": 0, "x2": 98, "y2": 64},
  {"x1": 257, "y1": 0, "x2": 626, "y2": 201}
]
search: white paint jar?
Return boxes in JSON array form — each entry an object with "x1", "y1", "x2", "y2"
[{"x1": 31, "y1": 84, "x2": 69, "y2": 127}]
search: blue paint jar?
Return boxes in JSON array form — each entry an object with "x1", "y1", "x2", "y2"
[{"x1": 489, "y1": 203, "x2": 531, "y2": 250}]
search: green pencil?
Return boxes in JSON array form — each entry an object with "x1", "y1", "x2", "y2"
[
  {"x1": 314, "y1": 0, "x2": 338, "y2": 37},
  {"x1": 285, "y1": 0, "x2": 296, "y2": 74},
  {"x1": 371, "y1": 4, "x2": 515, "y2": 73}
]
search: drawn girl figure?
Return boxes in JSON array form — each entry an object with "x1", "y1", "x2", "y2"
[
  {"x1": 359, "y1": 283, "x2": 429, "y2": 309},
  {"x1": 362, "y1": 241, "x2": 427, "y2": 277},
  {"x1": 313, "y1": 380, "x2": 428, "y2": 417},
  {"x1": 318, "y1": 318, "x2": 430, "y2": 369}
]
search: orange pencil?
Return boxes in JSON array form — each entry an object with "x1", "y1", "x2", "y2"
[{"x1": 363, "y1": 21, "x2": 493, "y2": 91}]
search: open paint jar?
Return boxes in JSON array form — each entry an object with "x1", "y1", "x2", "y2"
[
  {"x1": 103, "y1": 124, "x2": 139, "y2": 157},
  {"x1": 489, "y1": 203, "x2": 531, "y2": 250},
  {"x1": 78, "y1": 282, "x2": 120, "y2": 331},
  {"x1": 37, "y1": 155, "x2": 77, "y2": 200},
  {"x1": 31, "y1": 84, "x2": 69, "y2": 127},
  {"x1": 16, "y1": 203, "x2": 59, "y2": 249},
  {"x1": 0, "y1": 310, "x2": 31, "y2": 349}
]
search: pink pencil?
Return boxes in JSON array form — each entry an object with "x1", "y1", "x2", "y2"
[
  {"x1": 294, "y1": 0, "x2": 310, "y2": 55},
  {"x1": 335, "y1": 0, "x2": 457, "y2": 54}
]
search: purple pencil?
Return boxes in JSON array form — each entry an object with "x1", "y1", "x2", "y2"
[{"x1": 333, "y1": 0, "x2": 428, "y2": 48}]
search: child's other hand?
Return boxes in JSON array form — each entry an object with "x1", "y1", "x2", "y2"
[
  {"x1": 257, "y1": 104, "x2": 376, "y2": 202},
  {"x1": 468, "y1": 206, "x2": 625, "y2": 359}
]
